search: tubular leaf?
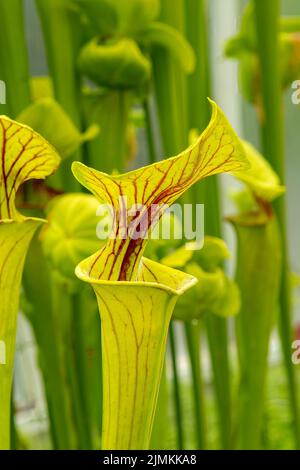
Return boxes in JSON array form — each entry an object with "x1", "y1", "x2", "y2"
[
  {"x1": 72, "y1": 100, "x2": 248, "y2": 282},
  {"x1": 0, "y1": 116, "x2": 60, "y2": 220},
  {"x1": 232, "y1": 140, "x2": 285, "y2": 202},
  {"x1": 0, "y1": 116, "x2": 60, "y2": 449},
  {"x1": 139, "y1": 22, "x2": 196, "y2": 73}
]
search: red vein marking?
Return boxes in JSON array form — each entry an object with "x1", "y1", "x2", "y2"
[
  {"x1": 0, "y1": 225, "x2": 34, "y2": 280},
  {"x1": 1, "y1": 120, "x2": 10, "y2": 218},
  {"x1": 98, "y1": 294, "x2": 122, "y2": 444},
  {"x1": 6, "y1": 135, "x2": 35, "y2": 179},
  {"x1": 143, "y1": 263, "x2": 159, "y2": 283}
]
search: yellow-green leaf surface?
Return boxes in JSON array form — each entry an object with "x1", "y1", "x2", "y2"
[
  {"x1": 0, "y1": 116, "x2": 60, "y2": 220},
  {"x1": 174, "y1": 263, "x2": 240, "y2": 320},
  {"x1": 30, "y1": 76, "x2": 54, "y2": 101},
  {"x1": 41, "y1": 193, "x2": 105, "y2": 285},
  {"x1": 0, "y1": 220, "x2": 41, "y2": 449},
  {"x1": 78, "y1": 37, "x2": 151, "y2": 91},
  {"x1": 159, "y1": 244, "x2": 194, "y2": 268},
  {"x1": 232, "y1": 140, "x2": 285, "y2": 202},
  {"x1": 73, "y1": 100, "x2": 248, "y2": 283},
  {"x1": 161, "y1": 237, "x2": 240, "y2": 321},
  {"x1": 0, "y1": 116, "x2": 60, "y2": 449},
  {"x1": 161, "y1": 236, "x2": 230, "y2": 271},
  {"x1": 76, "y1": 257, "x2": 196, "y2": 449}
]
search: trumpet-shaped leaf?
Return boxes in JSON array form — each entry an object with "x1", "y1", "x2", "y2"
[
  {"x1": 0, "y1": 116, "x2": 60, "y2": 220},
  {"x1": 232, "y1": 140, "x2": 285, "y2": 202},
  {"x1": 17, "y1": 98, "x2": 99, "y2": 159},
  {"x1": 78, "y1": 37, "x2": 151, "y2": 91},
  {"x1": 228, "y1": 129, "x2": 285, "y2": 448},
  {"x1": 73, "y1": 100, "x2": 248, "y2": 449},
  {"x1": 72, "y1": 100, "x2": 248, "y2": 282},
  {"x1": 0, "y1": 116, "x2": 60, "y2": 449},
  {"x1": 76, "y1": 257, "x2": 196, "y2": 449},
  {"x1": 232, "y1": 214, "x2": 282, "y2": 449}
]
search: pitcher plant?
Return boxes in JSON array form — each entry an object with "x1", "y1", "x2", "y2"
[
  {"x1": 72, "y1": 100, "x2": 249, "y2": 449},
  {"x1": 0, "y1": 116, "x2": 60, "y2": 449}
]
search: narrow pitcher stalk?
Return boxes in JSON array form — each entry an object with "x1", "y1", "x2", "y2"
[
  {"x1": 234, "y1": 215, "x2": 281, "y2": 449},
  {"x1": 230, "y1": 139, "x2": 286, "y2": 449}
]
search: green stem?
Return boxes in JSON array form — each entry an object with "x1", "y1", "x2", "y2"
[
  {"x1": 0, "y1": 0, "x2": 31, "y2": 117},
  {"x1": 151, "y1": 2, "x2": 188, "y2": 448},
  {"x1": 254, "y1": 0, "x2": 300, "y2": 448},
  {"x1": 75, "y1": 290, "x2": 102, "y2": 449},
  {"x1": 185, "y1": 0, "x2": 222, "y2": 234},
  {"x1": 169, "y1": 322, "x2": 184, "y2": 449},
  {"x1": 205, "y1": 314, "x2": 231, "y2": 449},
  {"x1": 184, "y1": 322, "x2": 206, "y2": 449},
  {"x1": 50, "y1": 274, "x2": 82, "y2": 449},
  {"x1": 234, "y1": 216, "x2": 281, "y2": 449},
  {"x1": 51, "y1": 275, "x2": 97, "y2": 449},
  {"x1": 143, "y1": 98, "x2": 157, "y2": 164},
  {"x1": 70, "y1": 292, "x2": 94, "y2": 449},
  {"x1": 152, "y1": 0, "x2": 188, "y2": 156},
  {"x1": 83, "y1": 89, "x2": 132, "y2": 172},
  {"x1": 35, "y1": 0, "x2": 82, "y2": 126},
  {"x1": 185, "y1": 0, "x2": 211, "y2": 133},
  {"x1": 35, "y1": 0, "x2": 83, "y2": 190},
  {"x1": 185, "y1": 0, "x2": 231, "y2": 449},
  {"x1": 23, "y1": 237, "x2": 76, "y2": 450}
]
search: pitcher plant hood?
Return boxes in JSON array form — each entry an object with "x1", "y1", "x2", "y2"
[{"x1": 72, "y1": 99, "x2": 249, "y2": 284}]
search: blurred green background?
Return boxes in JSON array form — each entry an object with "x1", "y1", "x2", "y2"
[{"x1": 5, "y1": 0, "x2": 299, "y2": 449}]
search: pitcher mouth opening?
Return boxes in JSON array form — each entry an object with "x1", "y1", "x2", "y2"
[{"x1": 75, "y1": 256, "x2": 198, "y2": 297}]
